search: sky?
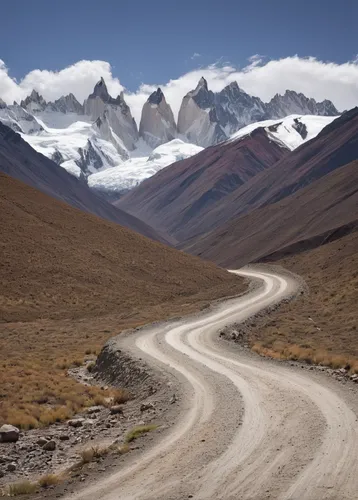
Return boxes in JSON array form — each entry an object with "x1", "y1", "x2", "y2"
[{"x1": 1, "y1": 0, "x2": 358, "y2": 123}]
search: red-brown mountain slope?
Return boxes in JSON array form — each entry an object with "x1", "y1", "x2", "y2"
[
  {"x1": 117, "y1": 128, "x2": 288, "y2": 241},
  {"x1": 185, "y1": 159, "x2": 358, "y2": 267}
]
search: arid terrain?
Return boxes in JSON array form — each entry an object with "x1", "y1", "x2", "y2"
[
  {"x1": 248, "y1": 230, "x2": 358, "y2": 370},
  {"x1": 0, "y1": 173, "x2": 245, "y2": 431}
]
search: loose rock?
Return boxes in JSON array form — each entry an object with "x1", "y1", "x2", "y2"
[
  {"x1": 110, "y1": 406, "x2": 123, "y2": 415},
  {"x1": 140, "y1": 402, "x2": 155, "y2": 412},
  {"x1": 0, "y1": 425, "x2": 20, "y2": 443},
  {"x1": 37, "y1": 437, "x2": 48, "y2": 446},
  {"x1": 7, "y1": 463, "x2": 16, "y2": 472},
  {"x1": 43, "y1": 440, "x2": 56, "y2": 451},
  {"x1": 87, "y1": 406, "x2": 103, "y2": 414},
  {"x1": 68, "y1": 419, "x2": 84, "y2": 428}
]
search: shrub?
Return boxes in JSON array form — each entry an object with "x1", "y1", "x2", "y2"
[
  {"x1": 8, "y1": 481, "x2": 38, "y2": 496},
  {"x1": 38, "y1": 474, "x2": 61, "y2": 488},
  {"x1": 125, "y1": 424, "x2": 158, "y2": 443}
]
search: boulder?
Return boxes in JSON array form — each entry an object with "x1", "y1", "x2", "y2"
[
  {"x1": 43, "y1": 440, "x2": 56, "y2": 451},
  {"x1": 7, "y1": 463, "x2": 16, "y2": 472},
  {"x1": 68, "y1": 419, "x2": 84, "y2": 428},
  {"x1": 87, "y1": 406, "x2": 103, "y2": 414},
  {"x1": 0, "y1": 425, "x2": 20, "y2": 443},
  {"x1": 110, "y1": 406, "x2": 123, "y2": 415},
  {"x1": 37, "y1": 437, "x2": 48, "y2": 446}
]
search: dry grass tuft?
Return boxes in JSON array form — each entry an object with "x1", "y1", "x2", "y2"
[
  {"x1": 111, "y1": 389, "x2": 132, "y2": 405},
  {"x1": 249, "y1": 232, "x2": 358, "y2": 370},
  {"x1": 38, "y1": 474, "x2": 62, "y2": 488},
  {"x1": 125, "y1": 424, "x2": 158, "y2": 443},
  {"x1": 79, "y1": 445, "x2": 109, "y2": 465},
  {"x1": 8, "y1": 481, "x2": 38, "y2": 496}
]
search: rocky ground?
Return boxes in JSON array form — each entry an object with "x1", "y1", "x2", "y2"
[{"x1": 0, "y1": 349, "x2": 178, "y2": 497}]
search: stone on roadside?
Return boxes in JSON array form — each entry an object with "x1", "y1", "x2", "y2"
[
  {"x1": 110, "y1": 406, "x2": 123, "y2": 415},
  {"x1": 87, "y1": 406, "x2": 103, "y2": 414},
  {"x1": 140, "y1": 402, "x2": 155, "y2": 412},
  {"x1": 43, "y1": 440, "x2": 56, "y2": 451},
  {"x1": 0, "y1": 425, "x2": 20, "y2": 443},
  {"x1": 68, "y1": 419, "x2": 84, "y2": 428},
  {"x1": 37, "y1": 437, "x2": 48, "y2": 446},
  {"x1": 59, "y1": 434, "x2": 70, "y2": 441}
]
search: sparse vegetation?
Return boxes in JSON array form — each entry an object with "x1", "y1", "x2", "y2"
[
  {"x1": 111, "y1": 388, "x2": 132, "y2": 404},
  {"x1": 86, "y1": 361, "x2": 96, "y2": 372},
  {"x1": 249, "y1": 232, "x2": 358, "y2": 371},
  {"x1": 125, "y1": 424, "x2": 158, "y2": 443},
  {"x1": 38, "y1": 474, "x2": 62, "y2": 488},
  {"x1": 0, "y1": 173, "x2": 245, "y2": 428},
  {"x1": 116, "y1": 443, "x2": 131, "y2": 454},
  {"x1": 79, "y1": 445, "x2": 109, "y2": 465},
  {"x1": 8, "y1": 481, "x2": 38, "y2": 496}
]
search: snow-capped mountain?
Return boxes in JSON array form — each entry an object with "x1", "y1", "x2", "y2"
[
  {"x1": 0, "y1": 76, "x2": 340, "y2": 196},
  {"x1": 177, "y1": 79, "x2": 339, "y2": 147},
  {"x1": 139, "y1": 88, "x2": 177, "y2": 148},
  {"x1": 0, "y1": 100, "x2": 44, "y2": 134},
  {"x1": 84, "y1": 77, "x2": 138, "y2": 151},
  {"x1": 88, "y1": 139, "x2": 203, "y2": 197},
  {"x1": 229, "y1": 115, "x2": 337, "y2": 150},
  {"x1": 266, "y1": 90, "x2": 338, "y2": 118}
]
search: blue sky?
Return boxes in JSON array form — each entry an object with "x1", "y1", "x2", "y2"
[
  {"x1": 1, "y1": 0, "x2": 358, "y2": 121},
  {"x1": 2, "y1": 0, "x2": 357, "y2": 90}
]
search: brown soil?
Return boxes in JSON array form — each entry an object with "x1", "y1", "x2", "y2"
[
  {"x1": 0, "y1": 173, "x2": 245, "y2": 428},
  {"x1": 0, "y1": 122, "x2": 166, "y2": 243},
  {"x1": 248, "y1": 231, "x2": 358, "y2": 371}
]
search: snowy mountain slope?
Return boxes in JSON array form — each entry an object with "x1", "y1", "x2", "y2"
[
  {"x1": 0, "y1": 100, "x2": 44, "y2": 134},
  {"x1": 229, "y1": 115, "x2": 337, "y2": 150},
  {"x1": 0, "y1": 76, "x2": 340, "y2": 198},
  {"x1": 88, "y1": 139, "x2": 203, "y2": 195},
  {"x1": 24, "y1": 120, "x2": 124, "y2": 178},
  {"x1": 177, "y1": 79, "x2": 339, "y2": 147}
]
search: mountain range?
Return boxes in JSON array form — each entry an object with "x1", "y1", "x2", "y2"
[
  {"x1": 118, "y1": 107, "x2": 358, "y2": 263},
  {"x1": 0, "y1": 78, "x2": 339, "y2": 195}
]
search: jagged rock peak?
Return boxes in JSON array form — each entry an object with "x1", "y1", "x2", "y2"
[
  {"x1": 53, "y1": 93, "x2": 83, "y2": 114},
  {"x1": 0, "y1": 98, "x2": 7, "y2": 109},
  {"x1": 88, "y1": 77, "x2": 111, "y2": 102},
  {"x1": 197, "y1": 76, "x2": 208, "y2": 90},
  {"x1": 139, "y1": 88, "x2": 176, "y2": 148},
  {"x1": 148, "y1": 88, "x2": 164, "y2": 105},
  {"x1": 20, "y1": 90, "x2": 46, "y2": 108}
]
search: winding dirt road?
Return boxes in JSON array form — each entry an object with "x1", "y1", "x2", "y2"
[{"x1": 66, "y1": 268, "x2": 358, "y2": 500}]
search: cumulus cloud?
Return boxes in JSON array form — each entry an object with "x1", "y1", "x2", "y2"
[
  {"x1": 0, "y1": 59, "x2": 123, "y2": 105},
  {"x1": 1, "y1": 56, "x2": 358, "y2": 124},
  {"x1": 191, "y1": 52, "x2": 201, "y2": 60},
  {"x1": 125, "y1": 56, "x2": 358, "y2": 122}
]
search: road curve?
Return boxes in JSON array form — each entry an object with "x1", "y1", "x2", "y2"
[{"x1": 66, "y1": 268, "x2": 358, "y2": 500}]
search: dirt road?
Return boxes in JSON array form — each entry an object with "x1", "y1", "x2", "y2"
[{"x1": 65, "y1": 268, "x2": 358, "y2": 500}]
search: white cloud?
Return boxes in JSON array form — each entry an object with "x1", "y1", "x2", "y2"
[
  {"x1": 191, "y1": 52, "x2": 201, "y2": 60},
  {"x1": 1, "y1": 56, "x2": 358, "y2": 125},
  {"x1": 0, "y1": 59, "x2": 123, "y2": 105}
]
